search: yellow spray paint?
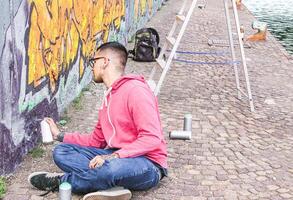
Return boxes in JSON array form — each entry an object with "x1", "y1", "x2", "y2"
[
  {"x1": 27, "y1": 0, "x2": 125, "y2": 92},
  {"x1": 134, "y1": 0, "x2": 153, "y2": 20}
]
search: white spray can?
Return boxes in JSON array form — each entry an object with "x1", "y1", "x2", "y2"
[
  {"x1": 169, "y1": 131, "x2": 192, "y2": 140},
  {"x1": 40, "y1": 119, "x2": 53, "y2": 143},
  {"x1": 183, "y1": 114, "x2": 192, "y2": 132},
  {"x1": 59, "y1": 182, "x2": 72, "y2": 200}
]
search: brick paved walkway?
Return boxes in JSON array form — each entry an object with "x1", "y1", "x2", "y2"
[{"x1": 4, "y1": 0, "x2": 293, "y2": 199}]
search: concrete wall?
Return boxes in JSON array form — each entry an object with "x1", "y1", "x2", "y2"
[{"x1": 0, "y1": 0, "x2": 163, "y2": 175}]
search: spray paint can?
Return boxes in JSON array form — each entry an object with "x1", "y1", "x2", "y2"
[
  {"x1": 169, "y1": 131, "x2": 191, "y2": 140},
  {"x1": 59, "y1": 182, "x2": 72, "y2": 200},
  {"x1": 183, "y1": 114, "x2": 192, "y2": 132},
  {"x1": 40, "y1": 119, "x2": 53, "y2": 143}
]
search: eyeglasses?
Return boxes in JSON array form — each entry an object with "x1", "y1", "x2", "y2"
[{"x1": 88, "y1": 57, "x2": 110, "y2": 68}]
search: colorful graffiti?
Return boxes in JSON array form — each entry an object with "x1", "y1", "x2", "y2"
[
  {"x1": 27, "y1": 0, "x2": 125, "y2": 93},
  {"x1": 0, "y1": 0, "x2": 163, "y2": 175},
  {"x1": 135, "y1": 0, "x2": 153, "y2": 20},
  {"x1": 26, "y1": 0, "x2": 156, "y2": 94}
]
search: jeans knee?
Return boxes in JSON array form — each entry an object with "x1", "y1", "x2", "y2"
[
  {"x1": 95, "y1": 164, "x2": 115, "y2": 185},
  {"x1": 100, "y1": 168, "x2": 114, "y2": 182},
  {"x1": 53, "y1": 143, "x2": 71, "y2": 163}
]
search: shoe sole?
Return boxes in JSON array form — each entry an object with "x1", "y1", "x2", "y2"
[
  {"x1": 83, "y1": 191, "x2": 132, "y2": 200},
  {"x1": 28, "y1": 171, "x2": 49, "y2": 188}
]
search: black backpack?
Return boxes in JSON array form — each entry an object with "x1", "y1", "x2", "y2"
[{"x1": 129, "y1": 28, "x2": 161, "y2": 62}]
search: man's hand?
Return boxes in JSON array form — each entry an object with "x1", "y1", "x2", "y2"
[
  {"x1": 45, "y1": 117, "x2": 61, "y2": 140},
  {"x1": 89, "y1": 153, "x2": 119, "y2": 169}
]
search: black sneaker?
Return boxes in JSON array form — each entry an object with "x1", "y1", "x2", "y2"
[{"x1": 28, "y1": 171, "x2": 63, "y2": 191}]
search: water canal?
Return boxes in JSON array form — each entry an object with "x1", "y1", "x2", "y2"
[{"x1": 243, "y1": 0, "x2": 293, "y2": 54}]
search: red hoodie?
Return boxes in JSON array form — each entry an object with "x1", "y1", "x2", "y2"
[{"x1": 64, "y1": 75, "x2": 167, "y2": 168}]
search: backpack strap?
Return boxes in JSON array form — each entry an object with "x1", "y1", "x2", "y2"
[
  {"x1": 135, "y1": 28, "x2": 151, "y2": 37},
  {"x1": 147, "y1": 27, "x2": 160, "y2": 44}
]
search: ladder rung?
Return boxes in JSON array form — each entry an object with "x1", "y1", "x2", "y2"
[
  {"x1": 156, "y1": 58, "x2": 166, "y2": 69},
  {"x1": 176, "y1": 15, "x2": 185, "y2": 22},
  {"x1": 166, "y1": 36, "x2": 176, "y2": 46},
  {"x1": 198, "y1": 4, "x2": 206, "y2": 9}
]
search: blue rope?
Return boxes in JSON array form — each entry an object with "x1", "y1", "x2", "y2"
[
  {"x1": 167, "y1": 50, "x2": 229, "y2": 55},
  {"x1": 174, "y1": 59, "x2": 241, "y2": 65},
  {"x1": 165, "y1": 50, "x2": 240, "y2": 65}
]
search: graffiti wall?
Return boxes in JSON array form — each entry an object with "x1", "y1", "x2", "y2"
[{"x1": 0, "y1": 0, "x2": 163, "y2": 175}]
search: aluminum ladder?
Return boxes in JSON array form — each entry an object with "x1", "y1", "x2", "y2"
[
  {"x1": 148, "y1": 0, "x2": 254, "y2": 111},
  {"x1": 148, "y1": 0, "x2": 199, "y2": 96}
]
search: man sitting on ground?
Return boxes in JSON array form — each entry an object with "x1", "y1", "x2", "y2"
[{"x1": 28, "y1": 42, "x2": 168, "y2": 200}]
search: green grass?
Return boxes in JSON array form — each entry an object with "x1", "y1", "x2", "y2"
[
  {"x1": 72, "y1": 85, "x2": 91, "y2": 111},
  {"x1": 29, "y1": 146, "x2": 45, "y2": 158},
  {"x1": 60, "y1": 86, "x2": 91, "y2": 123},
  {"x1": 0, "y1": 177, "x2": 6, "y2": 198},
  {"x1": 82, "y1": 85, "x2": 90, "y2": 92},
  {"x1": 60, "y1": 115, "x2": 70, "y2": 123},
  {"x1": 58, "y1": 119, "x2": 68, "y2": 126},
  {"x1": 72, "y1": 92, "x2": 84, "y2": 110},
  {"x1": 59, "y1": 109, "x2": 70, "y2": 125}
]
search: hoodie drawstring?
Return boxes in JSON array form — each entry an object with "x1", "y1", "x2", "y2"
[
  {"x1": 107, "y1": 92, "x2": 116, "y2": 147},
  {"x1": 100, "y1": 87, "x2": 112, "y2": 109},
  {"x1": 99, "y1": 87, "x2": 116, "y2": 147}
]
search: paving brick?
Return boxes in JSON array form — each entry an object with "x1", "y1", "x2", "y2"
[
  {"x1": 279, "y1": 193, "x2": 293, "y2": 199},
  {"x1": 3, "y1": 194, "x2": 30, "y2": 200},
  {"x1": 277, "y1": 188, "x2": 290, "y2": 193}
]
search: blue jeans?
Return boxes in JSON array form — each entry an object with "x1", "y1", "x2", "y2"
[{"x1": 53, "y1": 143, "x2": 161, "y2": 194}]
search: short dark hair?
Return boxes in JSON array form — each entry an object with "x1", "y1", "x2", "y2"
[{"x1": 97, "y1": 42, "x2": 128, "y2": 66}]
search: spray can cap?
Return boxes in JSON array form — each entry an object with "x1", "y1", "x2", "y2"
[
  {"x1": 184, "y1": 114, "x2": 192, "y2": 118},
  {"x1": 59, "y1": 182, "x2": 71, "y2": 190}
]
